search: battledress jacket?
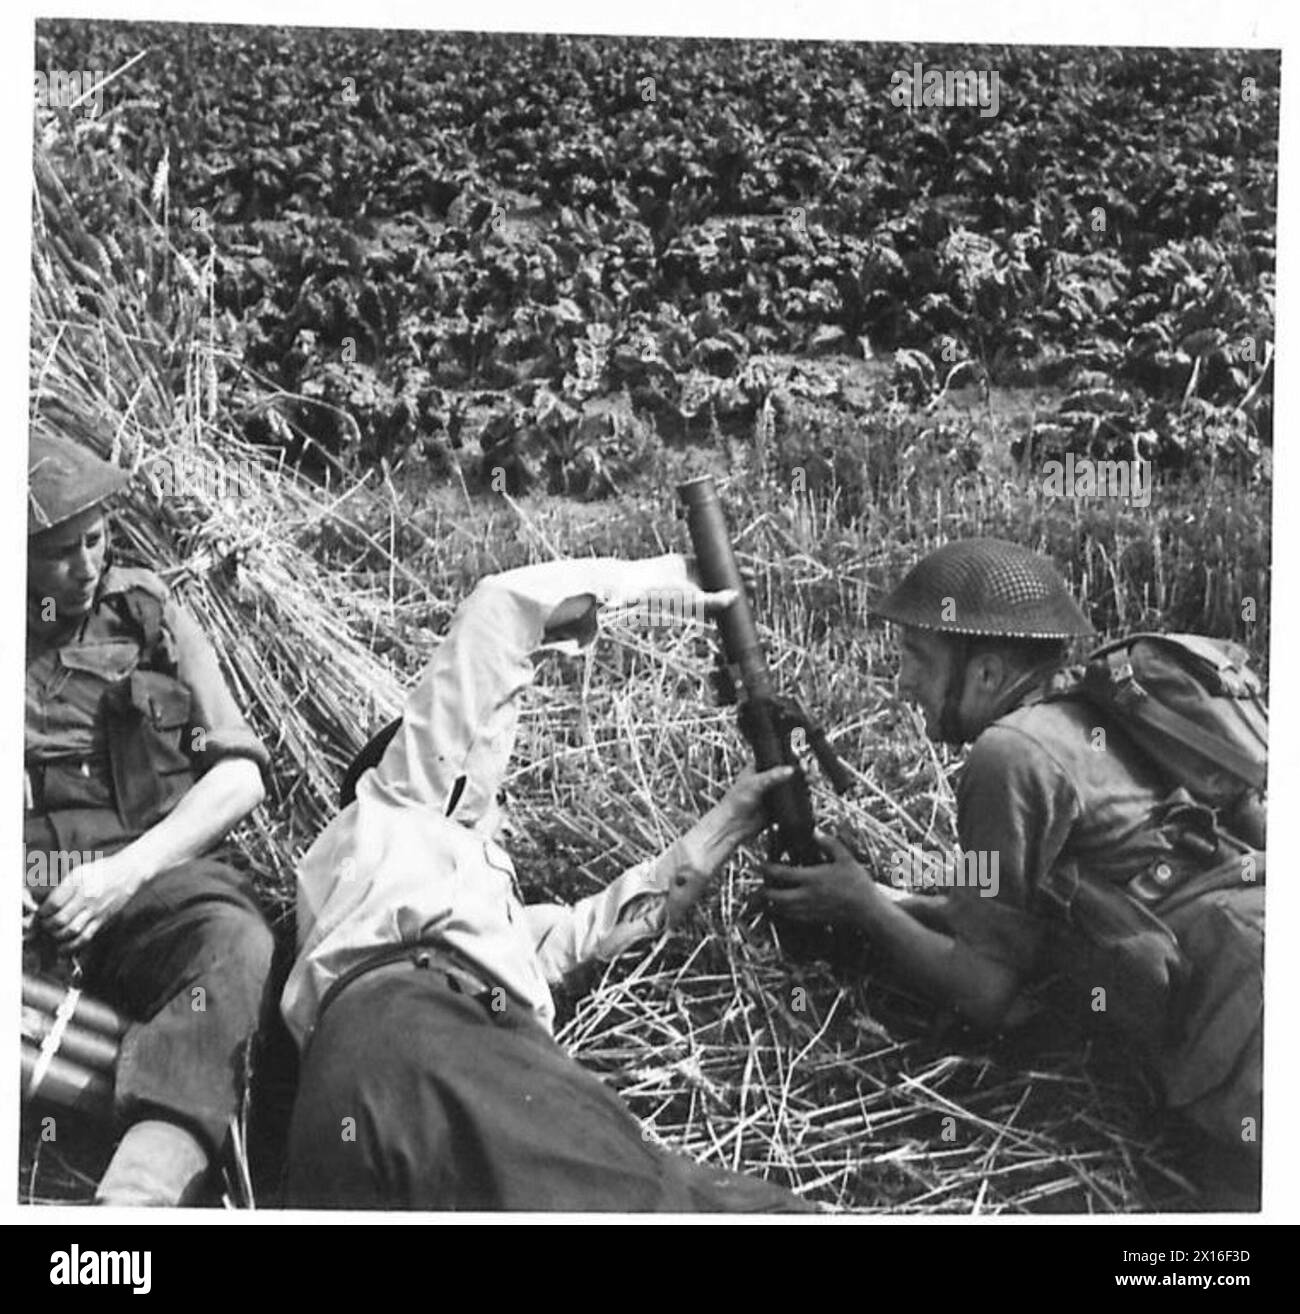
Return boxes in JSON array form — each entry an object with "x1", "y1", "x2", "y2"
[
  {"x1": 934, "y1": 682, "x2": 1263, "y2": 1153},
  {"x1": 25, "y1": 563, "x2": 270, "y2": 853}
]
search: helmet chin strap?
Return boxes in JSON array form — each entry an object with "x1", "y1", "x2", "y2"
[
  {"x1": 938, "y1": 637, "x2": 1062, "y2": 743},
  {"x1": 936, "y1": 635, "x2": 972, "y2": 744}
]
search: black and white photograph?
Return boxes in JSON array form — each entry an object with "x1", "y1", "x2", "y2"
[{"x1": 10, "y1": 0, "x2": 1293, "y2": 1244}]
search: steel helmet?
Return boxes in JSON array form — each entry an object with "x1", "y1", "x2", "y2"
[
  {"x1": 28, "y1": 432, "x2": 130, "y2": 536},
  {"x1": 873, "y1": 538, "x2": 1095, "y2": 639}
]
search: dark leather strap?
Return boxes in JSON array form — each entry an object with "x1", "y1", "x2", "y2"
[{"x1": 313, "y1": 940, "x2": 495, "y2": 1033}]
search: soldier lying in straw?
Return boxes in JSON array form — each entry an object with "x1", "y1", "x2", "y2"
[
  {"x1": 24, "y1": 432, "x2": 275, "y2": 1206},
  {"x1": 759, "y1": 539, "x2": 1265, "y2": 1209},
  {"x1": 280, "y1": 554, "x2": 809, "y2": 1210}
]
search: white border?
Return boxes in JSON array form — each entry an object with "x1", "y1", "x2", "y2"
[{"x1": 3, "y1": 0, "x2": 1296, "y2": 1231}]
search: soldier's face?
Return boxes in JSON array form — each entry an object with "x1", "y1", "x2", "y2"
[
  {"x1": 27, "y1": 510, "x2": 109, "y2": 622},
  {"x1": 895, "y1": 627, "x2": 957, "y2": 740}
]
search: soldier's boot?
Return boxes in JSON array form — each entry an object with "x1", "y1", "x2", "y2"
[{"x1": 95, "y1": 1119, "x2": 210, "y2": 1207}]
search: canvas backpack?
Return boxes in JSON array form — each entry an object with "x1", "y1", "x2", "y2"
[
  {"x1": 1068, "y1": 632, "x2": 1268, "y2": 849},
  {"x1": 1038, "y1": 634, "x2": 1267, "y2": 1070}
]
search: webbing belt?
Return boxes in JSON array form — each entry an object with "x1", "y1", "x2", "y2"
[{"x1": 313, "y1": 941, "x2": 497, "y2": 1035}]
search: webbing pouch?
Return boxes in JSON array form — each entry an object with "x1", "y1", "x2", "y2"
[
  {"x1": 103, "y1": 671, "x2": 195, "y2": 831},
  {"x1": 1039, "y1": 859, "x2": 1190, "y2": 1047}
]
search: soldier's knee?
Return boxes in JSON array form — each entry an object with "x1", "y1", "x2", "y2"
[{"x1": 186, "y1": 903, "x2": 275, "y2": 1002}]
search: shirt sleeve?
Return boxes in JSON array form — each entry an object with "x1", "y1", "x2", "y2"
[
  {"x1": 523, "y1": 846, "x2": 691, "y2": 985},
  {"x1": 163, "y1": 598, "x2": 271, "y2": 781},
  {"x1": 938, "y1": 723, "x2": 1083, "y2": 974},
  {"x1": 369, "y1": 555, "x2": 696, "y2": 829}
]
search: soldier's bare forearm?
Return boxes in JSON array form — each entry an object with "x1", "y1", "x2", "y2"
[
  {"x1": 857, "y1": 895, "x2": 1021, "y2": 1030},
  {"x1": 115, "y1": 757, "x2": 265, "y2": 884}
]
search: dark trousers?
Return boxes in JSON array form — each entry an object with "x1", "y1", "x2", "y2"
[
  {"x1": 26, "y1": 805, "x2": 276, "y2": 1159},
  {"x1": 286, "y1": 960, "x2": 810, "y2": 1212},
  {"x1": 83, "y1": 857, "x2": 275, "y2": 1155}
]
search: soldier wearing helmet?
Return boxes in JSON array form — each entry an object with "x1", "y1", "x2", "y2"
[
  {"x1": 869, "y1": 537, "x2": 1094, "y2": 746},
  {"x1": 25, "y1": 431, "x2": 274, "y2": 1206},
  {"x1": 761, "y1": 538, "x2": 1262, "y2": 1208}
]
